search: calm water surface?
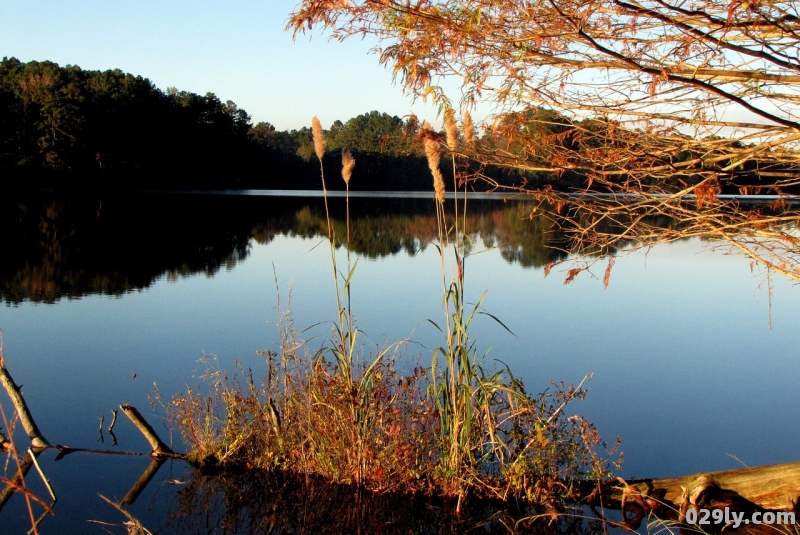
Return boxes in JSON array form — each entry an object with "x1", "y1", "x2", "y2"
[{"x1": 0, "y1": 191, "x2": 798, "y2": 533}]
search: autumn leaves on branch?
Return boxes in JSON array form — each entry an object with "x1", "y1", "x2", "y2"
[{"x1": 290, "y1": 0, "x2": 800, "y2": 281}]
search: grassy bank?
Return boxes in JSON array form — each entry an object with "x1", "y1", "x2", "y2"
[{"x1": 168, "y1": 115, "x2": 619, "y2": 510}]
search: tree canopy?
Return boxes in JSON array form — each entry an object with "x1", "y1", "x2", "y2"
[{"x1": 290, "y1": 0, "x2": 800, "y2": 188}]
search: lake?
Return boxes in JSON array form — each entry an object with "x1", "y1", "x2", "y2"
[{"x1": 1, "y1": 190, "x2": 798, "y2": 533}]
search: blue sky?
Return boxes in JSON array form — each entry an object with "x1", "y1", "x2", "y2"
[{"x1": 0, "y1": 0, "x2": 442, "y2": 131}]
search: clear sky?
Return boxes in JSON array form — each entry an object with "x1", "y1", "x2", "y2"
[{"x1": 0, "y1": 0, "x2": 443, "y2": 131}]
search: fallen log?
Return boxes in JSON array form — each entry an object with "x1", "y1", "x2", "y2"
[{"x1": 604, "y1": 461, "x2": 800, "y2": 513}]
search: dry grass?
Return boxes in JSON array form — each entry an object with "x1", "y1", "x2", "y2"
[
  {"x1": 168, "y1": 304, "x2": 618, "y2": 503},
  {"x1": 168, "y1": 116, "x2": 619, "y2": 510}
]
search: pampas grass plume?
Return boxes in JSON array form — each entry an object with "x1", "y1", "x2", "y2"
[
  {"x1": 444, "y1": 109, "x2": 458, "y2": 152},
  {"x1": 342, "y1": 147, "x2": 355, "y2": 185},
  {"x1": 463, "y1": 111, "x2": 475, "y2": 148},
  {"x1": 421, "y1": 122, "x2": 445, "y2": 204},
  {"x1": 312, "y1": 116, "x2": 326, "y2": 161}
]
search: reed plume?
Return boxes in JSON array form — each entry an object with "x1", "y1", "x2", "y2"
[
  {"x1": 444, "y1": 109, "x2": 458, "y2": 152},
  {"x1": 463, "y1": 111, "x2": 475, "y2": 149},
  {"x1": 312, "y1": 116, "x2": 326, "y2": 161},
  {"x1": 341, "y1": 147, "x2": 355, "y2": 185},
  {"x1": 421, "y1": 122, "x2": 445, "y2": 204}
]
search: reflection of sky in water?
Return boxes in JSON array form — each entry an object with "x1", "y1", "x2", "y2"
[{"x1": 1, "y1": 233, "x2": 798, "y2": 505}]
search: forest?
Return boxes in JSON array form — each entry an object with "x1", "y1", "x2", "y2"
[
  {"x1": 3, "y1": 56, "x2": 764, "y2": 193},
  {"x1": 0, "y1": 57, "x2": 471, "y2": 190}
]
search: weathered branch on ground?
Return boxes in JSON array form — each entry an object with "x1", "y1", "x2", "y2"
[{"x1": 29, "y1": 447, "x2": 56, "y2": 502}]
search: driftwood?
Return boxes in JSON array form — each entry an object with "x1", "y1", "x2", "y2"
[
  {"x1": 0, "y1": 343, "x2": 184, "y2": 528},
  {"x1": 0, "y1": 354, "x2": 49, "y2": 449},
  {"x1": 119, "y1": 404, "x2": 175, "y2": 457},
  {"x1": 604, "y1": 462, "x2": 800, "y2": 513}
]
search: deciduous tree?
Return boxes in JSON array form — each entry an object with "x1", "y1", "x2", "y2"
[{"x1": 290, "y1": 0, "x2": 800, "y2": 281}]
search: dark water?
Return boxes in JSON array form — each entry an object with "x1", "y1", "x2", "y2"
[{"x1": 0, "y1": 191, "x2": 798, "y2": 533}]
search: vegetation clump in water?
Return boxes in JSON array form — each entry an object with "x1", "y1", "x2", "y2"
[{"x1": 169, "y1": 117, "x2": 620, "y2": 510}]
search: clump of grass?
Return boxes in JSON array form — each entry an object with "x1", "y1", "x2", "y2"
[
  {"x1": 170, "y1": 308, "x2": 436, "y2": 492},
  {"x1": 169, "y1": 341, "x2": 614, "y2": 502},
  {"x1": 169, "y1": 116, "x2": 619, "y2": 510}
]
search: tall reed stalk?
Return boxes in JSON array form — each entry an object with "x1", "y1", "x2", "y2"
[
  {"x1": 311, "y1": 117, "x2": 349, "y2": 384},
  {"x1": 422, "y1": 120, "x2": 477, "y2": 503},
  {"x1": 312, "y1": 121, "x2": 391, "y2": 484},
  {"x1": 423, "y1": 117, "x2": 532, "y2": 510}
]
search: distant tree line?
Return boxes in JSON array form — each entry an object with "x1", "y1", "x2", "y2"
[
  {"x1": 0, "y1": 58, "x2": 572, "y2": 191},
  {"x1": 8, "y1": 57, "x2": 758, "y2": 192}
]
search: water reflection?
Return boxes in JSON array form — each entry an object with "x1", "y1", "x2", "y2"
[
  {"x1": 1, "y1": 192, "x2": 252, "y2": 304},
  {"x1": 167, "y1": 470, "x2": 609, "y2": 535},
  {"x1": 1, "y1": 192, "x2": 621, "y2": 304}
]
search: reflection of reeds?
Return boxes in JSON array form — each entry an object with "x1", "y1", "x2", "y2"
[{"x1": 169, "y1": 469, "x2": 604, "y2": 535}]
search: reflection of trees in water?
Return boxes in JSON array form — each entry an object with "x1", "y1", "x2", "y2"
[
  {"x1": 0, "y1": 193, "x2": 617, "y2": 304},
  {"x1": 287, "y1": 198, "x2": 574, "y2": 267},
  {"x1": 0, "y1": 193, "x2": 255, "y2": 304},
  {"x1": 167, "y1": 471, "x2": 606, "y2": 535}
]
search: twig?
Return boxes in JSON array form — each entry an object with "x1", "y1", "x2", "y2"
[
  {"x1": 28, "y1": 448, "x2": 56, "y2": 502},
  {"x1": 108, "y1": 409, "x2": 117, "y2": 433},
  {"x1": 98, "y1": 494, "x2": 154, "y2": 535}
]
